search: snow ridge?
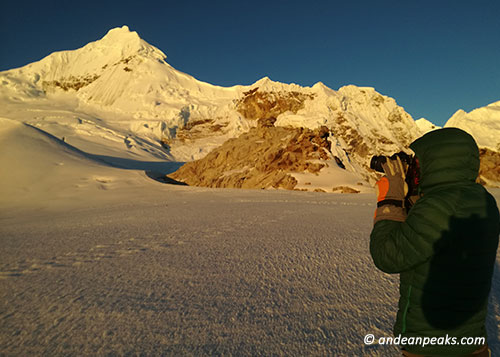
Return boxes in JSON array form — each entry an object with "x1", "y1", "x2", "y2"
[{"x1": 445, "y1": 101, "x2": 500, "y2": 151}]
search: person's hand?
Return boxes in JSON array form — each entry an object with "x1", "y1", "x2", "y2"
[{"x1": 374, "y1": 156, "x2": 408, "y2": 223}]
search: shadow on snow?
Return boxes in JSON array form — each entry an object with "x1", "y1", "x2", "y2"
[{"x1": 88, "y1": 154, "x2": 188, "y2": 185}]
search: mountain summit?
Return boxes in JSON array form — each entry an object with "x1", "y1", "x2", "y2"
[{"x1": 1, "y1": 26, "x2": 497, "y2": 190}]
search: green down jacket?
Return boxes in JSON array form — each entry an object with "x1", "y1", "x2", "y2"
[{"x1": 370, "y1": 128, "x2": 500, "y2": 356}]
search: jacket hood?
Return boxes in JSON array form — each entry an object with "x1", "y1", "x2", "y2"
[{"x1": 409, "y1": 128, "x2": 479, "y2": 191}]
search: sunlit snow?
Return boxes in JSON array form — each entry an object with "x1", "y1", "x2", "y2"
[{"x1": 1, "y1": 26, "x2": 499, "y2": 355}]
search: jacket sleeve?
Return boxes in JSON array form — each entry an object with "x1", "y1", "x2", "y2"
[{"x1": 369, "y1": 192, "x2": 459, "y2": 274}]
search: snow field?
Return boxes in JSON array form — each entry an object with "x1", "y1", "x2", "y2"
[{"x1": 1, "y1": 188, "x2": 499, "y2": 356}]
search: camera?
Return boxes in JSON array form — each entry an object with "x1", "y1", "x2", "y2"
[
  {"x1": 370, "y1": 151, "x2": 413, "y2": 173},
  {"x1": 370, "y1": 151, "x2": 420, "y2": 211}
]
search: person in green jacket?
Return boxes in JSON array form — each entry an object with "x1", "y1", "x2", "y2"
[{"x1": 370, "y1": 128, "x2": 499, "y2": 356}]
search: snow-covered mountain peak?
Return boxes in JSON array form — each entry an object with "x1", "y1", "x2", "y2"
[
  {"x1": 101, "y1": 25, "x2": 141, "y2": 44},
  {"x1": 103, "y1": 25, "x2": 137, "y2": 39},
  {"x1": 17, "y1": 25, "x2": 164, "y2": 78},
  {"x1": 254, "y1": 76, "x2": 272, "y2": 85},
  {"x1": 95, "y1": 25, "x2": 167, "y2": 62},
  {"x1": 0, "y1": 25, "x2": 174, "y2": 104},
  {"x1": 312, "y1": 81, "x2": 326, "y2": 88},
  {"x1": 77, "y1": 25, "x2": 167, "y2": 66},
  {"x1": 248, "y1": 76, "x2": 306, "y2": 93},
  {"x1": 1, "y1": 26, "x2": 236, "y2": 117},
  {"x1": 415, "y1": 118, "x2": 441, "y2": 134},
  {"x1": 449, "y1": 109, "x2": 467, "y2": 120},
  {"x1": 445, "y1": 100, "x2": 500, "y2": 151},
  {"x1": 312, "y1": 81, "x2": 327, "y2": 90},
  {"x1": 338, "y1": 84, "x2": 375, "y2": 95}
]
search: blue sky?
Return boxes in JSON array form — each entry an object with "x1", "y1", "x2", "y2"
[{"x1": 1, "y1": 0, "x2": 499, "y2": 126}]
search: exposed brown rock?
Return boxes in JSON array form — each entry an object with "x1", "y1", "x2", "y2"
[
  {"x1": 332, "y1": 186, "x2": 360, "y2": 194},
  {"x1": 175, "y1": 118, "x2": 228, "y2": 142},
  {"x1": 168, "y1": 120, "x2": 333, "y2": 190},
  {"x1": 478, "y1": 148, "x2": 500, "y2": 187},
  {"x1": 160, "y1": 137, "x2": 170, "y2": 149},
  {"x1": 333, "y1": 113, "x2": 371, "y2": 160},
  {"x1": 184, "y1": 119, "x2": 214, "y2": 130},
  {"x1": 42, "y1": 74, "x2": 100, "y2": 92},
  {"x1": 257, "y1": 117, "x2": 277, "y2": 128},
  {"x1": 236, "y1": 88, "x2": 315, "y2": 121}
]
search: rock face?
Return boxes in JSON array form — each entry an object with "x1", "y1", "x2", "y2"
[
  {"x1": 168, "y1": 118, "x2": 336, "y2": 190},
  {"x1": 235, "y1": 87, "x2": 315, "y2": 121},
  {"x1": 478, "y1": 148, "x2": 500, "y2": 187}
]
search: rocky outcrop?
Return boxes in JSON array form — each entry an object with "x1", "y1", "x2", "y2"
[
  {"x1": 235, "y1": 88, "x2": 315, "y2": 121},
  {"x1": 42, "y1": 74, "x2": 100, "y2": 92},
  {"x1": 478, "y1": 148, "x2": 500, "y2": 187},
  {"x1": 168, "y1": 118, "x2": 335, "y2": 190},
  {"x1": 332, "y1": 186, "x2": 361, "y2": 193},
  {"x1": 174, "y1": 119, "x2": 228, "y2": 142}
]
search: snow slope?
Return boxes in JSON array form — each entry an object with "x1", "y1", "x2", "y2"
[
  {"x1": 445, "y1": 101, "x2": 500, "y2": 151},
  {"x1": 0, "y1": 117, "x2": 180, "y2": 210}
]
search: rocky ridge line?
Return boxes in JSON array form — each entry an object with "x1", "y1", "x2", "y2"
[{"x1": 168, "y1": 118, "x2": 348, "y2": 191}]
